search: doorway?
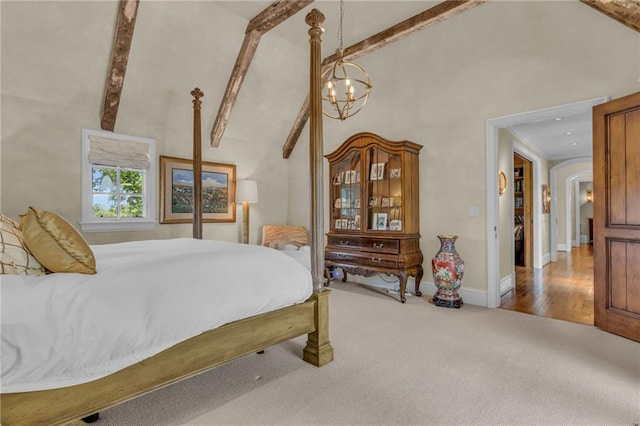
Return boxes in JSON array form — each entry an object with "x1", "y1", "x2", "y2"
[
  {"x1": 513, "y1": 153, "x2": 532, "y2": 268},
  {"x1": 485, "y1": 96, "x2": 607, "y2": 309}
]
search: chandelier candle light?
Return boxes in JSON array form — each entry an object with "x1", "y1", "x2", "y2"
[{"x1": 322, "y1": 0, "x2": 372, "y2": 120}]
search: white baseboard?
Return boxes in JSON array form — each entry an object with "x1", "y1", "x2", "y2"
[
  {"x1": 343, "y1": 274, "x2": 488, "y2": 307},
  {"x1": 542, "y1": 253, "x2": 551, "y2": 266},
  {"x1": 580, "y1": 234, "x2": 588, "y2": 244},
  {"x1": 557, "y1": 243, "x2": 568, "y2": 251},
  {"x1": 500, "y1": 275, "x2": 513, "y2": 296}
]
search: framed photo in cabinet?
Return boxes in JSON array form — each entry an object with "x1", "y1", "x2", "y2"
[
  {"x1": 369, "y1": 163, "x2": 378, "y2": 180},
  {"x1": 374, "y1": 213, "x2": 388, "y2": 230},
  {"x1": 390, "y1": 219, "x2": 402, "y2": 231},
  {"x1": 376, "y1": 163, "x2": 386, "y2": 180},
  {"x1": 390, "y1": 168, "x2": 401, "y2": 179}
]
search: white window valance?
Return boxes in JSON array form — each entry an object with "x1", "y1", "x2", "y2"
[{"x1": 88, "y1": 135, "x2": 150, "y2": 170}]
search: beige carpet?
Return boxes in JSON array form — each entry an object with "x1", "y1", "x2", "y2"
[{"x1": 97, "y1": 281, "x2": 640, "y2": 425}]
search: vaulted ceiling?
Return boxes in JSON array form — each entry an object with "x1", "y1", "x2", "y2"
[{"x1": 100, "y1": 0, "x2": 640, "y2": 160}]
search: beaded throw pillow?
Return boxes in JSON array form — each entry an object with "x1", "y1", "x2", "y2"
[{"x1": 0, "y1": 213, "x2": 46, "y2": 276}]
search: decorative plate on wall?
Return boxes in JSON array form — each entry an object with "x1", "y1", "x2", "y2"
[{"x1": 498, "y1": 171, "x2": 507, "y2": 195}]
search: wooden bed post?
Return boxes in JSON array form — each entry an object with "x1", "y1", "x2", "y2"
[
  {"x1": 192, "y1": 87, "x2": 204, "y2": 239},
  {"x1": 303, "y1": 8, "x2": 334, "y2": 367}
]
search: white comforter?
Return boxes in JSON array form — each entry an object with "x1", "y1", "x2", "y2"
[{"x1": 0, "y1": 238, "x2": 312, "y2": 393}]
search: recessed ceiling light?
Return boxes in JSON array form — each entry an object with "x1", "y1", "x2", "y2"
[
  {"x1": 555, "y1": 117, "x2": 562, "y2": 121},
  {"x1": 571, "y1": 142, "x2": 580, "y2": 146},
  {"x1": 566, "y1": 131, "x2": 573, "y2": 135}
]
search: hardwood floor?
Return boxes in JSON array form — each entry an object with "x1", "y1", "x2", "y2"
[{"x1": 500, "y1": 244, "x2": 594, "y2": 325}]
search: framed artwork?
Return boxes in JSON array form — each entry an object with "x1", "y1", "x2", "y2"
[
  {"x1": 370, "y1": 163, "x2": 378, "y2": 181},
  {"x1": 160, "y1": 156, "x2": 236, "y2": 224},
  {"x1": 376, "y1": 163, "x2": 386, "y2": 180},
  {"x1": 542, "y1": 184, "x2": 551, "y2": 213},
  {"x1": 381, "y1": 197, "x2": 390, "y2": 207},
  {"x1": 389, "y1": 219, "x2": 402, "y2": 231},
  {"x1": 369, "y1": 196, "x2": 378, "y2": 207},
  {"x1": 390, "y1": 168, "x2": 401, "y2": 179},
  {"x1": 374, "y1": 212, "x2": 388, "y2": 230}
]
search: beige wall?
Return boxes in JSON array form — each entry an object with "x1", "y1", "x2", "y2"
[{"x1": 2, "y1": 1, "x2": 639, "y2": 304}]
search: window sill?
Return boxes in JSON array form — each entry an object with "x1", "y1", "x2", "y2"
[{"x1": 79, "y1": 220, "x2": 156, "y2": 233}]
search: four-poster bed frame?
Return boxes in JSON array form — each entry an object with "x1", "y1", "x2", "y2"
[{"x1": 0, "y1": 9, "x2": 331, "y2": 425}]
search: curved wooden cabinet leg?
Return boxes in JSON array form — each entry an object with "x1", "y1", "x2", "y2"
[
  {"x1": 82, "y1": 413, "x2": 100, "y2": 423},
  {"x1": 414, "y1": 265, "x2": 424, "y2": 297},
  {"x1": 341, "y1": 267, "x2": 347, "y2": 282},
  {"x1": 324, "y1": 267, "x2": 332, "y2": 286},
  {"x1": 398, "y1": 271, "x2": 408, "y2": 303}
]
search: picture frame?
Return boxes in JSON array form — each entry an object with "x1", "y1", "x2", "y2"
[
  {"x1": 370, "y1": 163, "x2": 378, "y2": 181},
  {"x1": 369, "y1": 196, "x2": 378, "y2": 207},
  {"x1": 373, "y1": 212, "x2": 388, "y2": 230},
  {"x1": 381, "y1": 197, "x2": 390, "y2": 207},
  {"x1": 542, "y1": 184, "x2": 551, "y2": 213},
  {"x1": 160, "y1": 156, "x2": 236, "y2": 224},
  {"x1": 389, "y1": 219, "x2": 402, "y2": 231},
  {"x1": 390, "y1": 168, "x2": 401, "y2": 179},
  {"x1": 376, "y1": 162, "x2": 386, "y2": 180}
]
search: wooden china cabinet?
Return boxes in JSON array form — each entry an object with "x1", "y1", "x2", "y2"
[{"x1": 324, "y1": 132, "x2": 423, "y2": 303}]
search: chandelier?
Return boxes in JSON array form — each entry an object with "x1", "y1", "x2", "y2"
[{"x1": 322, "y1": 0, "x2": 372, "y2": 121}]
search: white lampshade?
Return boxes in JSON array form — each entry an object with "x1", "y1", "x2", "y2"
[{"x1": 237, "y1": 180, "x2": 258, "y2": 203}]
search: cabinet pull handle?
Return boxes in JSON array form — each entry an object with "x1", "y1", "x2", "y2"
[
  {"x1": 340, "y1": 240, "x2": 349, "y2": 245},
  {"x1": 371, "y1": 258, "x2": 381, "y2": 263},
  {"x1": 373, "y1": 243, "x2": 384, "y2": 249},
  {"x1": 337, "y1": 253, "x2": 346, "y2": 258}
]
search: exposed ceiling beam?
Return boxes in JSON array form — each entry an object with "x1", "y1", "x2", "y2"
[
  {"x1": 282, "y1": 0, "x2": 486, "y2": 158},
  {"x1": 580, "y1": 0, "x2": 640, "y2": 33},
  {"x1": 101, "y1": 0, "x2": 139, "y2": 132},
  {"x1": 247, "y1": 0, "x2": 314, "y2": 34},
  {"x1": 210, "y1": 0, "x2": 314, "y2": 147}
]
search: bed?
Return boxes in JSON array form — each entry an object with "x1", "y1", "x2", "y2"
[
  {"x1": 261, "y1": 224, "x2": 311, "y2": 271},
  {"x1": 0, "y1": 9, "x2": 331, "y2": 425}
]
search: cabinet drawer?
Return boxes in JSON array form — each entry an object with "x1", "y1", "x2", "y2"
[
  {"x1": 326, "y1": 250, "x2": 398, "y2": 269},
  {"x1": 327, "y1": 236, "x2": 399, "y2": 254}
]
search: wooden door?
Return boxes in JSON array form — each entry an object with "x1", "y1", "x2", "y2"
[{"x1": 593, "y1": 92, "x2": 640, "y2": 342}]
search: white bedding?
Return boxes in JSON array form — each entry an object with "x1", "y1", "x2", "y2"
[
  {"x1": 0, "y1": 238, "x2": 312, "y2": 393},
  {"x1": 279, "y1": 245, "x2": 311, "y2": 271}
]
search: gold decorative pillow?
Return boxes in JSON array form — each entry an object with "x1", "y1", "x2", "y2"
[
  {"x1": 21, "y1": 207, "x2": 96, "y2": 274},
  {"x1": 0, "y1": 213, "x2": 46, "y2": 276}
]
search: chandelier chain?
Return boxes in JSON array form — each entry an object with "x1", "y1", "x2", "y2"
[{"x1": 338, "y1": 0, "x2": 344, "y2": 53}]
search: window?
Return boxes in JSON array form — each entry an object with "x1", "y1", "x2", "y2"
[{"x1": 81, "y1": 129, "x2": 156, "y2": 232}]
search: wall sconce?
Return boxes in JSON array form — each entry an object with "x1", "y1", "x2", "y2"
[
  {"x1": 237, "y1": 180, "x2": 258, "y2": 244},
  {"x1": 586, "y1": 190, "x2": 593, "y2": 203}
]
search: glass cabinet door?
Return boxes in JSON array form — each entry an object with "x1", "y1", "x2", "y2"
[
  {"x1": 366, "y1": 147, "x2": 402, "y2": 231},
  {"x1": 330, "y1": 150, "x2": 362, "y2": 231}
]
